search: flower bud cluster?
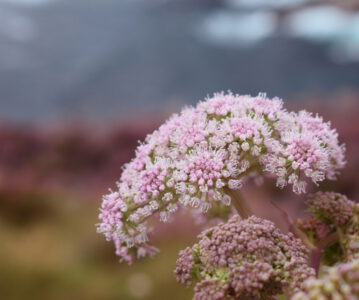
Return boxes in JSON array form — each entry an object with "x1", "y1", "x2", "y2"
[
  {"x1": 174, "y1": 215, "x2": 315, "y2": 299},
  {"x1": 342, "y1": 204, "x2": 359, "y2": 261},
  {"x1": 306, "y1": 192, "x2": 355, "y2": 228},
  {"x1": 292, "y1": 259, "x2": 359, "y2": 300},
  {"x1": 296, "y1": 192, "x2": 357, "y2": 246},
  {"x1": 97, "y1": 92, "x2": 345, "y2": 262},
  {"x1": 193, "y1": 279, "x2": 229, "y2": 300},
  {"x1": 296, "y1": 192, "x2": 358, "y2": 265},
  {"x1": 296, "y1": 217, "x2": 331, "y2": 242}
]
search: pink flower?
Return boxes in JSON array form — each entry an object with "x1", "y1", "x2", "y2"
[
  {"x1": 174, "y1": 215, "x2": 315, "y2": 299},
  {"x1": 292, "y1": 259, "x2": 359, "y2": 300},
  {"x1": 97, "y1": 92, "x2": 345, "y2": 263},
  {"x1": 306, "y1": 191, "x2": 355, "y2": 227}
]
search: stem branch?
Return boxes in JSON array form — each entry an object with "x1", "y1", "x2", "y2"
[
  {"x1": 225, "y1": 188, "x2": 253, "y2": 218},
  {"x1": 270, "y1": 200, "x2": 315, "y2": 250},
  {"x1": 310, "y1": 231, "x2": 339, "y2": 276}
]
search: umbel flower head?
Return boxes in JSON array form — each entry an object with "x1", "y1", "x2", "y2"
[
  {"x1": 296, "y1": 192, "x2": 358, "y2": 263},
  {"x1": 306, "y1": 192, "x2": 355, "y2": 228},
  {"x1": 292, "y1": 259, "x2": 359, "y2": 300},
  {"x1": 296, "y1": 192, "x2": 356, "y2": 243},
  {"x1": 174, "y1": 215, "x2": 315, "y2": 299},
  {"x1": 342, "y1": 204, "x2": 359, "y2": 261},
  {"x1": 97, "y1": 92, "x2": 345, "y2": 263}
]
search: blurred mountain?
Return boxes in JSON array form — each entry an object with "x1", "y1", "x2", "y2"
[{"x1": 0, "y1": 0, "x2": 359, "y2": 123}]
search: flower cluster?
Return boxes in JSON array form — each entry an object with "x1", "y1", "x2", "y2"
[
  {"x1": 174, "y1": 215, "x2": 315, "y2": 299},
  {"x1": 296, "y1": 216, "x2": 331, "y2": 242},
  {"x1": 295, "y1": 192, "x2": 359, "y2": 269},
  {"x1": 295, "y1": 192, "x2": 358, "y2": 259},
  {"x1": 292, "y1": 259, "x2": 359, "y2": 300},
  {"x1": 342, "y1": 204, "x2": 359, "y2": 261},
  {"x1": 97, "y1": 92, "x2": 345, "y2": 263},
  {"x1": 306, "y1": 192, "x2": 355, "y2": 228},
  {"x1": 192, "y1": 279, "x2": 229, "y2": 300}
]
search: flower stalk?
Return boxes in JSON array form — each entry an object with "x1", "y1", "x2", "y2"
[{"x1": 225, "y1": 188, "x2": 252, "y2": 218}]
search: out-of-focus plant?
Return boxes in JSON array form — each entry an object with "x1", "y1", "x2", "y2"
[{"x1": 96, "y1": 92, "x2": 357, "y2": 299}]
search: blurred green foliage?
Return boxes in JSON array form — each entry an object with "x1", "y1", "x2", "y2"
[{"x1": 0, "y1": 191, "x2": 193, "y2": 300}]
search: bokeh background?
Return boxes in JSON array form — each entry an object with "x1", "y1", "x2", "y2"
[{"x1": 0, "y1": 0, "x2": 359, "y2": 299}]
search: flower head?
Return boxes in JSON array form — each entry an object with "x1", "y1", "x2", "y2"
[
  {"x1": 306, "y1": 192, "x2": 355, "y2": 228},
  {"x1": 97, "y1": 92, "x2": 345, "y2": 263},
  {"x1": 292, "y1": 259, "x2": 359, "y2": 300},
  {"x1": 342, "y1": 204, "x2": 359, "y2": 261},
  {"x1": 174, "y1": 215, "x2": 315, "y2": 299},
  {"x1": 296, "y1": 192, "x2": 358, "y2": 264}
]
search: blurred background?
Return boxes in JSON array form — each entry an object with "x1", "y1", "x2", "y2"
[{"x1": 0, "y1": 0, "x2": 358, "y2": 299}]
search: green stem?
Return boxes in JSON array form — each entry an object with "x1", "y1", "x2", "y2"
[{"x1": 310, "y1": 231, "x2": 339, "y2": 276}]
